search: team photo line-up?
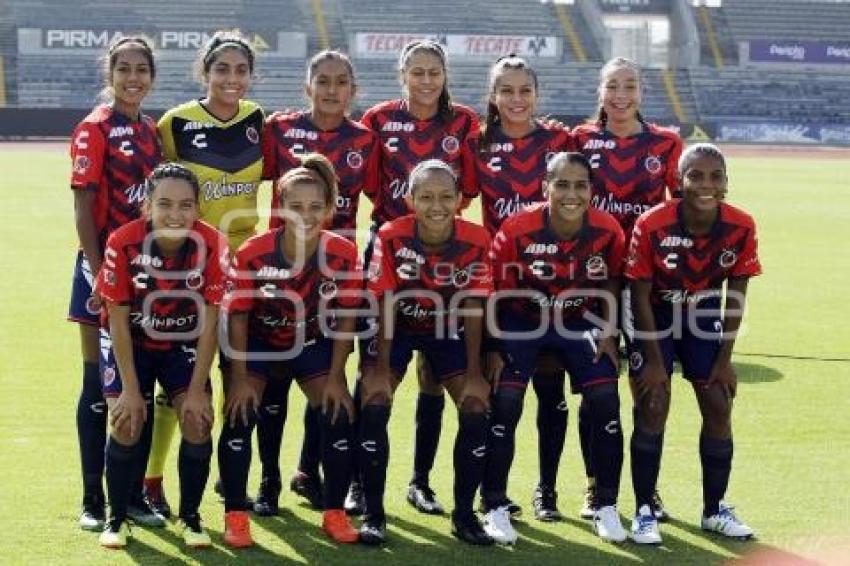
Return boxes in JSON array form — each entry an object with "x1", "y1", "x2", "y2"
[{"x1": 67, "y1": 29, "x2": 761, "y2": 551}]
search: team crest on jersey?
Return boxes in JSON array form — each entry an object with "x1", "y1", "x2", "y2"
[
  {"x1": 629, "y1": 351, "x2": 644, "y2": 371},
  {"x1": 347, "y1": 150, "x2": 364, "y2": 170},
  {"x1": 85, "y1": 296, "x2": 99, "y2": 315},
  {"x1": 186, "y1": 270, "x2": 204, "y2": 290},
  {"x1": 319, "y1": 279, "x2": 338, "y2": 299},
  {"x1": 718, "y1": 249, "x2": 737, "y2": 268},
  {"x1": 245, "y1": 126, "x2": 260, "y2": 145},
  {"x1": 74, "y1": 155, "x2": 90, "y2": 174},
  {"x1": 585, "y1": 254, "x2": 607, "y2": 277},
  {"x1": 644, "y1": 155, "x2": 662, "y2": 175},
  {"x1": 441, "y1": 135, "x2": 460, "y2": 154},
  {"x1": 452, "y1": 268, "x2": 470, "y2": 288},
  {"x1": 103, "y1": 366, "x2": 117, "y2": 387}
]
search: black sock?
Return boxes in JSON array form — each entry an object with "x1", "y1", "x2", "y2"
[
  {"x1": 257, "y1": 378, "x2": 288, "y2": 486},
  {"x1": 359, "y1": 403, "x2": 390, "y2": 519},
  {"x1": 129, "y1": 394, "x2": 154, "y2": 505},
  {"x1": 299, "y1": 404, "x2": 322, "y2": 479},
  {"x1": 584, "y1": 384, "x2": 623, "y2": 507},
  {"x1": 105, "y1": 437, "x2": 140, "y2": 520},
  {"x1": 482, "y1": 388, "x2": 524, "y2": 508},
  {"x1": 412, "y1": 392, "x2": 444, "y2": 486},
  {"x1": 631, "y1": 428, "x2": 663, "y2": 511},
  {"x1": 217, "y1": 413, "x2": 256, "y2": 512},
  {"x1": 77, "y1": 361, "x2": 106, "y2": 501},
  {"x1": 178, "y1": 439, "x2": 212, "y2": 518},
  {"x1": 578, "y1": 395, "x2": 595, "y2": 479},
  {"x1": 348, "y1": 378, "x2": 362, "y2": 486},
  {"x1": 319, "y1": 407, "x2": 353, "y2": 510},
  {"x1": 532, "y1": 373, "x2": 567, "y2": 489},
  {"x1": 700, "y1": 435, "x2": 733, "y2": 517},
  {"x1": 453, "y1": 411, "x2": 488, "y2": 515}
]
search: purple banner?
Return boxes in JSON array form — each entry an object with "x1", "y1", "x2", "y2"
[{"x1": 749, "y1": 40, "x2": 850, "y2": 64}]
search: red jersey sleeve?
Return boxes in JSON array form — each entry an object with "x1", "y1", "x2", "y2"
[
  {"x1": 337, "y1": 255, "x2": 366, "y2": 309},
  {"x1": 624, "y1": 217, "x2": 654, "y2": 281},
  {"x1": 607, "y1": 222, "x2": 627, "y2": 278},
  {"x1": 366, "y1": 232, "x2": 397, "y2": 299},
  {"x1": 69, "y1": 121, "x2": 105, "y2": 191},
  {"x1": 362, "y1": 136, "x2": 382, "y2": 203},
  {"x1": 261, "y1": 118, "x2": 277, "y2": 181},
  {"x1": 202, "y1": 231, "x2": 230, "y2": 305},
  {"x1": 489, "y1": 226, "x2": 516, "y2": 290},
  {"x1": 95, "y1": 235, "x2": 132, "y2": 304},
  {"x1": 359, "y1": 107, "x2": 378, "y2": 132},
  {"x1": 459, "y1": 133, "x2": 480, "y2": 200},
  {"x1": 225, "y1": 245, "x2": 256, "y2": 313},
  {"x1": 665, "y1": 135, "x2": 684, "y2": 196},
  {"x1": 731, "y1": 221, "x2": 762, "y2": 278}
]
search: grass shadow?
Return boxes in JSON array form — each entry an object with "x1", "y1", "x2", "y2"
[{"x1": 733, "y1": 362, "x2": 784, "y2": 384}]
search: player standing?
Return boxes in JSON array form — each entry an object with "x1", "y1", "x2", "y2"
[
  {"x1": 356, "y1": 39, "x2": 479, "y2": 517},
  {"x1": 358, "y1": 159, "x2": 493, "y2": 545},
  {"x1": 572, "y1": 56, "x2": 683, "y2": 521},
  {"x1": 94, "y1": 163, "x2": 227, "y2": 548},
  {"x1": 218, "y1": 154, "x2": 361, "y2": 547},
  {"x1": 256, "y1": 49, "x2": 379, "y2": 515},
  {"x1": 68, "y1": 36, "x2": 161, "y2": 531},
  {"x1": 463, "y1": 55, "x2": 574, "y2": 522},
  {"x1": 484, "y1": 152, "x2": 627, "y2": 544},
  {"x1": 625, "y1": 143, "x2": 759, "y2": 544},
  {"x1": 145, "y1": 30, "x2": 264, "y2": 517}
]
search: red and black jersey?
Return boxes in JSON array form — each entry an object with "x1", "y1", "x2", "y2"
[
  {"x1": 70, "y1": 105, "x2": 162, "y2": 249},
  {"x1": 367, "y1": 215, "x2": 492, "y2": 335},
  {"x1": 573, "y1": 121, "x2": 682, "y2": 241},
  {"x1": 360, "y1": 100, "x2": 479, "y2": 224},
  {"x1": 490, "y1": 203, "x2": 625, "y2": 324},
  {"x1": 226, "y1": 229, "x2": 362, "y2": 348},
  {"x1": 94, "y1": 219, "x2": 229, "y2": 351},
  {"x1": 462, "y1": 123, "x2": 573, "y2": 235},
  {"x1": 625, "y1": 200, "x2": 762, "y2": 308},
  {"x1": 262, "y1": 111, "x2": 380, "y2": 235}
]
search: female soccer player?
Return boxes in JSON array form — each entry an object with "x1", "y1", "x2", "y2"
[
  {"x1": 218, "y1": 154, "x2": 361, "y2": 547},
  {"x1": 357, "y1": 159, "x2": 493, "y2": 545},
  {"x1": 625, "y1": 143, "x2": 759, "y2": 544},
  {"x1": 94, "y1": 163, "x2": 227, "y2": 548},
  {"x1": 146, "y1": 30, "x2": 264, "y2": 516},
  {"x1": 68, "y1": 36, "x2": 161, "y2": 531},
  {"x1": 572, "y1": 56, "x2": 683, "y2": 521},
  {"x1": 463, "y1": 55, "x2": 573, "y2": 521},
  {"x1": 484, "y1": 152, "x2": 627, "y2": 544},
  {"x1": 256, "y1": 49, "x2": 379, "y2": 515},
  {"x1": 357, "y1": 39, "x2": 479, "y2": 516}
]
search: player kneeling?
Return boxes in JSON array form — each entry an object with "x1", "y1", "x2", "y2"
[
  {"x1": 94, "y1": 163, "x2": 227, "y2": 548},
  {"x1": 357, "y1": 159, "x2": 494, "y2": 545},
  {"x1": 625, "y1": 143, "x2": 760, "y2": 544},
  {"x1": 218, "y1": 154, "x2": 360, "y2": 547},
  {"x1": 483, "y1": 152, "x2": 627, "y2": 544}
]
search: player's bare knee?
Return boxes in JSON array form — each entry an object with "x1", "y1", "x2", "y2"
[{"x1": 459, "y1": 395, "x2": 487, "y2": 414}]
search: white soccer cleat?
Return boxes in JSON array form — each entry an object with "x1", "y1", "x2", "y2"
[
  {"x1": 629, "y1": 504, "x2": 662, "y2": 545},
  {"x1": 483, "y1": 505, "x2": 518, "y2": 545},
  {"x1": 593, "y1": 505, "x2": 627, "y2": 543},
  {"x1": 701, "y1": 502, "x2": 755, "y2": 539}
]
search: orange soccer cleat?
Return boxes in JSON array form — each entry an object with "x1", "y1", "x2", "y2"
[
  {"x1": 322, "y1": 509, "x2": 359, "y2": 543},
  {"x1": 223, "y1": 510, "x2": 254, "y2": 548}
]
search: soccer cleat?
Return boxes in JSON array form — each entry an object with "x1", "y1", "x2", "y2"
[
  {"x1": 483, "y1": 505, "x2": 518, "y2": 545},
  {"x1": 99, "y1": 517, "x2": 131, "y2": 548},
  {"x1": 532, "y1": 485, "x2": 562, "y2": 522},
  {"x1": 290, "y1": 471, "x2": 323, "y2": 510},
  {"x1": 593, "y1": 505, "x2": 627, "y2": 543},
  {"x1": 253, "y1": 477, "x2": 282, "y2": 517},
  {"x1": 478, "y1": 496, "x2": 523, "y2": 518},
  {"x1": 343, "y1": 481, "x2": 366, "y2": 517},
  {"x1": 451, "y1": 511, "x2": 494, "y2": 545},
  {"x1": 652, "y1": 489, "x2": 670, "y2": 521},
  {"x1": 179, "y1": 514, "x2": 212, "y2": 548},
  {"x1": 629, "y1": 504, "x2": 662, "y2": 545},
  {"x1": 579, "y1": 485, "x2": 598, "y2": 520},
  {"x1": 79, "y1": 494, "x2": 106, "y2": 531},
  {"x1": 322, "y1": 509, "x2": 359, "y2": 543},
  {"x1": 142, "y1": 478, "x2": 172, "y2": 519},
  {"x1": 127, "y1": 497, "x2": 167, "y2": 527},
  {"x1": 406, "y1": 483, "x2": 445, "y2": 515},
  {"x1": 223, "y1": 510, "x2": 254, "y2": 548},
  {"x1": 701, "y1": 502, "x2": 755, "y2": 539},
  {"x1": 358, "y1": 514, "x2": 387, "y2": 545}
]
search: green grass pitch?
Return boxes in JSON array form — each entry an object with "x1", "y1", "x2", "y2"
[{"x1": 0, "y1": 145, "x2": 848, "y2": 565}]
